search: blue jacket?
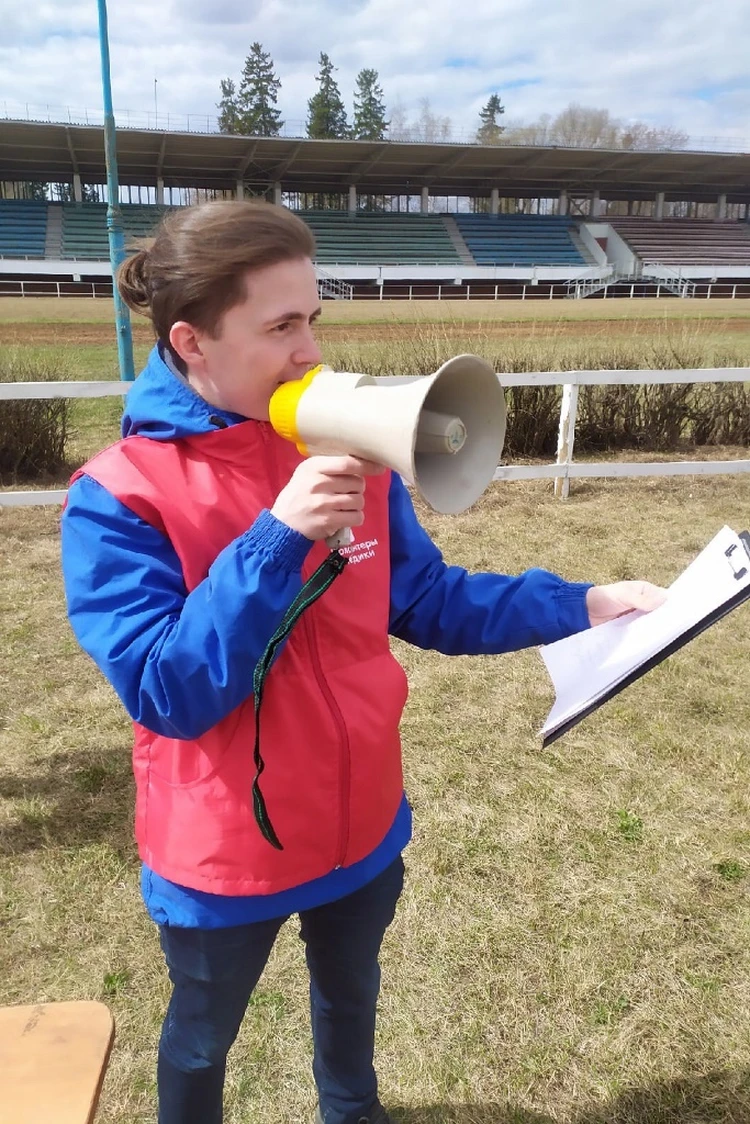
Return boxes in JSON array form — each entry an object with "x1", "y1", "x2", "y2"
[{"x1": 62, "y1": 345, "x2": 592, "y2": 926}]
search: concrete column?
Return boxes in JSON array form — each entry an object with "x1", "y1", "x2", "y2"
[
  {"x1": 654, "y1": 191, "x2": 665, "y2": 221},
  {"x1": 591, "y1": 190, "x2": 601, "y2": 217},
  {"x1": 73, "y1": 173, "x2": 82, "y2": 204},
  {"x1": 273, "y1": 181, "x2": 282, "y2": 206},
  {"x1": 235, "y1": 180, "x2": 244, "y2": 200},
  {"x1": 716, "y1": 193, "x2": 727, "y2": 220},
  {"x1": 490, "y1": 187, "x2": 499, "y2": 215},
  {"x1": 558, "y1": 189, "x2": 568, "y2": 216},
  {"x1": 156, "y1": 177, "x2": 165, "y2": 206},
  {"x1": 348, "y1": 184, "x2": 357, "y2": 213},
  {"x1": 421, "y1": 186, "x2": 429, "y2": 214}
]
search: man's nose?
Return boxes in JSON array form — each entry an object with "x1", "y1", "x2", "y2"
[{"x1": 294, "y1": 326, "x2": 322, "y2": 367}]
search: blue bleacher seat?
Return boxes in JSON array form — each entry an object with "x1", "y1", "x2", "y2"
[
  {"x1": 0, "y1": 199, "x2": 48, "y2": 258},
  {"x1": 453, "y1": 214, "x2": 585, "y2": 266}
]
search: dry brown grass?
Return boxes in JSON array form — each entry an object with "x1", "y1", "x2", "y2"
[{"x1": 3, "y1": 474, "x2": 750, "y2": 1123}]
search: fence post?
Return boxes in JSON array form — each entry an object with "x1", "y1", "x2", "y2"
[
  {"x1": 732, "y1": 284, "x2": 737, "y2": 299},
  {"x1": 554, "y1": 380, "x2": 580, "y2": 500}
]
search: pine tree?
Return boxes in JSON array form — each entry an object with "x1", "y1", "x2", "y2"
[
  {"x1": 352, "y1": 68, "x2": 388, "y2": 140},
  {"x1": 476, "y1": 93, "x2": 505, "y2": 145},
  {"x1": 237, "y1": 43, "x2": 283, "y2": 136},
  {"x1": 307, "y1": 53, "x2": 349, "y2": 139},
  {"x1": 217, "y1": 78, "x2": 243, "y2": 135}
]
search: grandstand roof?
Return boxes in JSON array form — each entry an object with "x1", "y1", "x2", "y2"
[{"x1": 2, "y1": 120, "x2": 749, "y2": 203}]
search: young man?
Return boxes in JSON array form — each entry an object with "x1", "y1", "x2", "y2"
[{"x1": 61, "y1": 200, "x2": 664, "y2": 1124}]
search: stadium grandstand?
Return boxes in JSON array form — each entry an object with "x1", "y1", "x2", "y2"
[{"x1": 1, "y1": 118, "x2": 749, "y2": 301}]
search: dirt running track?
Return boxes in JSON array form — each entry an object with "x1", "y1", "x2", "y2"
[{"x1": 1, "y1": 319, "x2": 749, "y2": 347}]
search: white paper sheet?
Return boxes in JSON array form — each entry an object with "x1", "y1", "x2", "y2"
[{"x1": 540, "y1": 525, "x2": 750, "y2": 739}]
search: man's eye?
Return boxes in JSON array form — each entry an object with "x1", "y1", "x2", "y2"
[{"x1": 274, "y1": 322, "x2": 290, "y2": 333}]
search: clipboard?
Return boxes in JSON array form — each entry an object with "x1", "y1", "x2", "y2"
[{"x1": 540, "y1": 528, "x2": 750, "y2": 747}]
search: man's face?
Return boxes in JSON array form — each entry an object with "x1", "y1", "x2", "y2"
[{"x1": 172, "y1": 257, "x2": 323, "y2": 421}]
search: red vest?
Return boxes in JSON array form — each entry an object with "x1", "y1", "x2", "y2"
[{"x1": 73, "y1": 422, "x2": 408, "y2": 895}]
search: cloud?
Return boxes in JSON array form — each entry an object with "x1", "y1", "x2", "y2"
[{"x1": 0, "y1": 0, "x2": 748, "y2": 141}]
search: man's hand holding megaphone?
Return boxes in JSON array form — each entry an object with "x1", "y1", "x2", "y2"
[{"x1": 270, "y1": 455, "x2": 385, "y2": 543}]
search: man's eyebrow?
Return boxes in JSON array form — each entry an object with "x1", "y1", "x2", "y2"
[{"x1": 267, "y1": 307, "x2": 322, "y2": 325}]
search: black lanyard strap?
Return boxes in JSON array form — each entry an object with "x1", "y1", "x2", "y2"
[{"x1": 251, "y1": 549, "x2": 348, "y2": 850}]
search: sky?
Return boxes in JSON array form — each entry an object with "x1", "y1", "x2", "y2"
[{"x1": 1, "y1": 0, "x2": 749, "y2": 143}]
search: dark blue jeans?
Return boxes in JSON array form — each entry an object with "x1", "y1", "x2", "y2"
[{"x1": 157, "y1": 856, "x2": 404, "y2": 1124}]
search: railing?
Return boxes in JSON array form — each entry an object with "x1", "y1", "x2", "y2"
[
  {"x1": 3, "y1": 277, "x2": 750, "y2": 301},
  {"x1": 642, "y1": 258, "x2": 750, "y2": 267},
  {"x1": 315, "y1": 269, "x2": 354, "y2": 300},
  {"x1": 566, "y1": 268, "x2": 617, "y2": 298},
  {"x1": 2, "y1": 102, "x2": 749, "y2": 153},
  {"x1": 567, "y1": 266, "x2": 701, "y2": 300},
  {"x1": 645, "y1": 263, "x2": 697, "y2": 298},
  {"x1": 2, "y1": 368, "x2": 748, "y2": 507}
]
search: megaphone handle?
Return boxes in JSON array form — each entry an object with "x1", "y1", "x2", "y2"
[{"x1": 325, "y1": 527, "x2": 355, "y2": 551}]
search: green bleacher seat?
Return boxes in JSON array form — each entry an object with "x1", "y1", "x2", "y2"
[
  {"x1": 297, "y1": 211, "x2": 461, "y2": 265},
  {"x1": 61, "y1": 203, "x2": 169, "y2": 260}
]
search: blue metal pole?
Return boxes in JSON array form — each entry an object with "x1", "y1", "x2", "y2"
[{"x1": 96, "y1": 0, "x2": 135, "y2": 381}]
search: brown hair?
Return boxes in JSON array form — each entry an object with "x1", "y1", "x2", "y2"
[{"x1": 117, "y1": 200, "x2": 316, "y2": 344}]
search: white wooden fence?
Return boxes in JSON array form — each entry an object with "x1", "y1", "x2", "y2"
[{"x1": 1, "y1": 368, "x2": 749, "y2": 507}]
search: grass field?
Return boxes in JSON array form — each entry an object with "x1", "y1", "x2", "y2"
[{"x1": 1, "y1": 298, "x2": 750, "y2": 1122}]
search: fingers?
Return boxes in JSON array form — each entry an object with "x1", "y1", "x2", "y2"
[
  {"x1": 630, "y1": 581, "x2": 668, "y2": 611},
  {"x1": 586, "y1": 580, "x2": 667, "y2": 627},
  {"x1": 612, "y1": 580, "x2": 668, "y2": 612},
  {"x1": 306, "y1": 455, "x2": 386, "y2": 477}
]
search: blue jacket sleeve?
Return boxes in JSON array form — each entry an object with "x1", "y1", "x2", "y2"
[
  {"x1": 61, "y1": 474, "x2": 314, "y2": 739},
  {"x1": 387, "y1": 474, "x2": 592, "y2": 654}
]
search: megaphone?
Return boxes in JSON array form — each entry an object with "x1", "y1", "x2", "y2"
[{"x1": 269, "y1": 353, "x2": 506, "y2": 546}]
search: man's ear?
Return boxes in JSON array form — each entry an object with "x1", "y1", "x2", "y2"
[{"x1": 169, "y1": 321, "x2": 206, "y2": 370}]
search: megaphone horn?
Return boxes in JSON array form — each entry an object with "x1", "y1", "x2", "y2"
[{"x1": 269, "y1": 354, "x2": 506, "y2": 517}]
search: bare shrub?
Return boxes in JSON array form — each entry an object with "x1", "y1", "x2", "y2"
[{"x1": 0, "y1": 354, "x2": 70, "y2": 482}]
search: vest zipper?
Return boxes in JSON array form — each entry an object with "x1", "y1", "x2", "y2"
[{"x1": 259, "y1": 424, "x2": 351, "y2": 866}]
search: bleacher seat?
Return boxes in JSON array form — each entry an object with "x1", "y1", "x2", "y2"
[
  {"x1": 297, "y1": 211, "x2": 461, "y2": 265},
  {"x1": 60, "y1": 203, "x2": 169, "y2": 260},
  {"x1": 453, "y1": 214, "x2": 585, "y2": 266},
  {"x1": 609, "y1": 219, "x2": 750, "y2": 265},
  {"x1": 0, "y1": 199, "x2": 48, "y2": 258}
]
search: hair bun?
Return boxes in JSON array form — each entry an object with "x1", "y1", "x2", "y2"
[{"x1": 116, "y1": 249, "x2": 152, "y2": 316}]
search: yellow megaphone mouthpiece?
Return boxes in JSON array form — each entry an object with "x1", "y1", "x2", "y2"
[{"x1": 268, "y1": 365, "x2": 324, "y2": 455}]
